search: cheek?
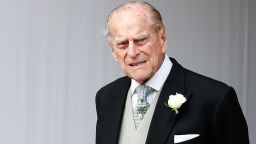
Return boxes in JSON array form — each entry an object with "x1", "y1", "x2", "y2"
[
  {"x1": 116, "y1": 53, "x2": 128, "y2": 68},
  {"x1": 149, "y1": 47, "x2": 163, "y2": 67},
  {"x1": 114, "y1": 50, "x2": 125, "y2": 61}
]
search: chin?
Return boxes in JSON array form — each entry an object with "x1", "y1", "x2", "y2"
[{"x1": 131, "y1": 74, "x2": 151, "y2": 84}]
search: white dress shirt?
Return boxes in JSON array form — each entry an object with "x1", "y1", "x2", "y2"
[{"x1": 130, "y1": 55, "x2": 172, "y2": 110}]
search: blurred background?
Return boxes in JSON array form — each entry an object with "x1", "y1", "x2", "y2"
[{"x1": 0, "y1": 0, "x2": 255, "y2": 143}]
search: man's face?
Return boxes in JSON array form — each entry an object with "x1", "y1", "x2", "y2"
[{"x1": 108, "y1": 7, "x2": 167, "y2": 84}]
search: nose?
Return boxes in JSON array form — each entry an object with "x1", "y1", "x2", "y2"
[{"x1": 127, "y1": 41, "x2": 138, "y2": 57}]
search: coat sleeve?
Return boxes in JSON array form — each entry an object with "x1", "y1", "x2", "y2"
[{"x1": 212, "y1": 87, "x2": 250, "y2": 144}]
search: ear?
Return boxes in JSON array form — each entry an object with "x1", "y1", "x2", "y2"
[
  {"x1": 159, "y1": 28, "x2": 168, "y2": 53},
  {"x1": 162, "y1": 36, "x2": 168, "y2": 53}
]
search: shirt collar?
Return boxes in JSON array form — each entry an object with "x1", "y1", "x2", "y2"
[{"x1": 131, "y1": 54, "x2": 172, "y2": 94}]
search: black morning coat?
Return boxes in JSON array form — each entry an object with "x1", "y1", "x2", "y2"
[{"x1": 96, "y1": 58, "x2": 249, "y2": 144}]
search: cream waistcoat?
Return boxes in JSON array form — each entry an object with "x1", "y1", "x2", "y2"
[{"x1": 118, "y1": 88, "x2": 160, "y2": 144}]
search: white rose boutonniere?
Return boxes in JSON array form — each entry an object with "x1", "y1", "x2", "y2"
[{"x1": 165, "y1": 93, "x2": 187, "y2": 114}]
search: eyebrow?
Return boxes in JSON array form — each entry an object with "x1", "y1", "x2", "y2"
[
  {"x1": 113, "y1": 33, "x2": 150, "y2": 45},
  {"x1": 135, "y1": 34, "x2": 150, "y2": 40}
]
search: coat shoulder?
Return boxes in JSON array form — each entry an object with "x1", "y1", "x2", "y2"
[
  {"x1": 95, "y1": 76, "x2": 130, "y2": 115},
  {"x1": 183, "y1": 68, "x2": 235, "y2": 108},
  {"x1": 185, "y1": 69, "x2": 230, "y2": 93},
  {"x1": 96, "y1": 76, "x2": 130, "y2": 104},
  {"x1": 97, "y1": 76, "x2": 130, "y2": 94}
]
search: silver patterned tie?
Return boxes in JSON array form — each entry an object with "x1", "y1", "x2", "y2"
[{"x1": 133, "y1": 85, "x2": 155, "y2": 129}]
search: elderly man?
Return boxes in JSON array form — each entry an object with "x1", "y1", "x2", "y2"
[{"x1": 95, "y1": 1, "x2": 249, "y2": 144}]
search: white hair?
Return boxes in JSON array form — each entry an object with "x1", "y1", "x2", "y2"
[{"x1": 104, "y1": 1, "x2": 165, "y2": 42}]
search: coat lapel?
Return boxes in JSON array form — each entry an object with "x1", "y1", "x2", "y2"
[
  {"x1": 104, "y1": 77, "x2": 131, "y2": 144},
  {"x1": 146, "y1": 58, "x2": 191, "y2": 144}
]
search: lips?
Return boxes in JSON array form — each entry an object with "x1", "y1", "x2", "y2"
[{"x1": 129, "y1": 60, "x2": 147, "y2": 67}]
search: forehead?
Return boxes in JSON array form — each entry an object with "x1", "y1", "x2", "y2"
[{"x1": 108, "y1": 5, "x2": 153, "y2": 39}]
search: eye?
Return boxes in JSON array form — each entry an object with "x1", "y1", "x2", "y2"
[
  {"x1": 134, "y1": 37, "x2": 148, "y2": 46},
  {"x1": 116, "y1": 41, "x2": 129, "y2": 49}
]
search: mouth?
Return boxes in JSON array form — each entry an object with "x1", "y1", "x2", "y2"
[{"x1": 129, "y1": 60, "x2": 147, "y2": 67}]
